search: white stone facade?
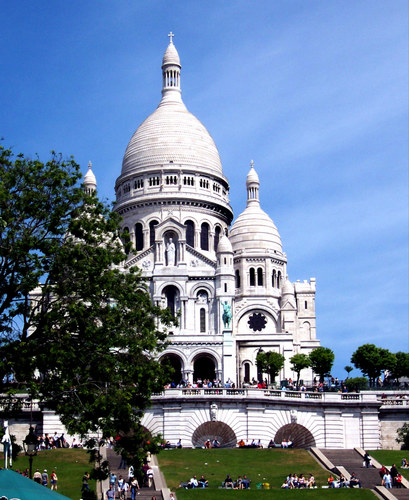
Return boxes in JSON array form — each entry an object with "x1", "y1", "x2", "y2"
[{"x1": 108, "y1": 36, "x2": 321, "y2": 389}]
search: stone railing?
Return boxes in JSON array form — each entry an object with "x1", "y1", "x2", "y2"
[
  {"x1": 0, "y1": 394, "x2": 41, "y2": 411},
  {"x1": 152, "y1": 388, "x2": 380, "y2": 403}
]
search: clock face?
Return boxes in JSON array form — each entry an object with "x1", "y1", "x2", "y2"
[{"x1": 248, "y1": 313, "x2": 267, "y2": 332}]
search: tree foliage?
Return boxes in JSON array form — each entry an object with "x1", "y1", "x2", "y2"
[
  {"x1": 344, "y1": 365, "x2": 353, "y2": 379},
  {"x1": 290, "y1": 353, "x2": 310, "y2": 386},
  {"x1": 396, "y1": 423, "x2": 409, "y2": 450},
  {"x1": 344, "y1": 377, "x2": 368, "y2": 392},
  {"x1": 256, "y1": 351, "x2": 285, "y2": 384},
  {"x1": 351, "y1": 344, "x2": 396, "y2": 386},
  {"x1": 0, "y1": 146, "x2": 175, "y2": 471},
  {"x1": 391, "y1": 352, "x2": 409, "y2": 383},
  {"x1": 309, "y1": 347, "x2": 334, "y2": 382},
  {"x1": 0, "y1": 145, "x2": 83, "y2": 362}
]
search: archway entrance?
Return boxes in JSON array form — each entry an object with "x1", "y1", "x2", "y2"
[
  {"x1": 193, "y1": 355, "x2": 216, "y2": 383},
  {"x1": 192, "y1": 421, "x2": 236, "y2": 448},
  {"x1": 274, "y1": 423, "x2": 316, "y2": 449},
  {"x1": 161, "y1": 354, "x2": 183, "y2": 386}
]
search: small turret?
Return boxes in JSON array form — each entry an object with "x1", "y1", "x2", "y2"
[{"x1": 84, "y1": 161, "x2": 97, "y2": 194}]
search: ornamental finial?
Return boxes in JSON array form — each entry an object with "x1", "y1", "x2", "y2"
[
  {"x1": 250, "y1": 159, "x2": 254, "y2": 168},
  {"x1": 168, "y1": 31, "x2": 174, "y2": 44},
  {"x1": 88, "y1": 161, "x2": 92, "y2": 169}
]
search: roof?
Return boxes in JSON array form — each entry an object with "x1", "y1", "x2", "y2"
[{"x1": 0, "y1": 469, "x2": 72, "y2": 500}]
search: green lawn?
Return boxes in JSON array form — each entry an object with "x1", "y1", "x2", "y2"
[
  {"x1": 158, "y1": 448, "x2": 377, "y2": 499},
  {"x1": 368, "y1": 450, "x2": 409, "y2": 480},
  {"x1": 1, "y1": 448, "x2": 96, "y2": 500}
]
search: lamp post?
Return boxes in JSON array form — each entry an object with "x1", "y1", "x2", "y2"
[{"x1": 23, "y1": 426, "x2": 37, "y2": 479}]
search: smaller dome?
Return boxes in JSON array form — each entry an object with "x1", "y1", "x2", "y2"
[
  {"x1": 162, "y1": 40, "x2": 180, "y2": 67},
  {"x1": 217, "y1": 234, "x2": 233, "y2": 253},
  {"x1": 246, "y1": 164, "x2": 259, "y2": 185},
  {"x1": 229, "y1": 205, "x2": 282, "y2": 253},
  {"x1": 84, "y1": 161, "x2": 96, "y2": 191},
  {"x1": 282, "y1": 278, "x2": 295, "y2": 295}
]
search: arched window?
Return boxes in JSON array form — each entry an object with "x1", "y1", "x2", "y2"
[
  {"x1": 135, "y1": 223, "x2": 144, "y2": 251},
  {"x1": 214, "y1": 226, "x2": 221, "y2": 252},
  {"x1": 277, "y1": 271, "x2": 282, "y2": 288},
  {"x1": 149, "y1": 220, "x2": 159, "y2": 246},
  {"x1": 200, "y1": 222, "x2": 209, "y2": 251},
  {"x1": 272, "y1": 270, "x2": 276, "y2": 288},
  {"x1": 249, "y1": 268, "x2": 255, "y2": 287},
  {"x1": 235, "y1": 270, "x2": 241, "y2": 288},
  {"x1": 163, "y1": 285, "x2": 178, "y2": 317},
  {"x1": 244, "y1": 362, "x2": 250, "y2": 383},
  {"x1": 200, "y1": 308, "x2": 206, "y2": 333},
  {"x1": 185, "y1": 220, "x2": 195, "y2": 247},
  {"x1": 257, "y1": 267, "x2": 263, "y2": 286}
]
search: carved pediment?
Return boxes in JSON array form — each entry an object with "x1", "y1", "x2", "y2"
[{"x1": 186, "y1": 245, "x2": 217, "y2": 269}]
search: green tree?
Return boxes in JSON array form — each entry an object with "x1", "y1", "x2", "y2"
[
  {"x1": 391, "y1": 352, "x2": 409, "y2": 384},
  {"x1": 0, "y1": 146, "x2": 175, "y2": 482},
  {"x1": 396, "y1": 423, "x2": 409, "y2": 450},
  {"x1": 0, "y1": 146, "x2": 83, "y2": 376},
  {"x1": 309, "y1": 347, "x2": 334, "y2": 383},
  {"x1": 290, "y1": 353, "x2": 310, "y2": 386},
  {"x1": 351, "y1": 344, "x2": 396, "y2": 386},
  {"x1": 344, "y1": 365, "x2": 353, "y2": 379},
  {"x1": 344, "y1": 377, "x2": 368, "y2": 392},
  {"x1": 256, "y1": 351, "x2": 285, "y2": 384}
]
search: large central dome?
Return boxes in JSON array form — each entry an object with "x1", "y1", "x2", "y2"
[{"x1": 121, "y1": 38, "x2": 223, "y2": 178}]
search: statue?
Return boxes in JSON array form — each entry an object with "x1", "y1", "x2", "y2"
[
  {"x1": 210, "y1": 403, "x2": 218, "y2": 421},
  {"x1": 2, "y1": 420, "x2": 12, "y2": 469},
  {"x1": 166, "y1": 237, "x2": 176, "y2": 266},
  {"x1": 222, "y1": 301, "x2": 232, "y2": 328}
]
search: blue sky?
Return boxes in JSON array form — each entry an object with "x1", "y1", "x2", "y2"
[{"x1": 1, "y1": 1, "x2": 408, "y2": 378}]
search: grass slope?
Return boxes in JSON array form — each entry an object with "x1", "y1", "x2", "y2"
[
  {"x1": 1, "y1": 449, "x2": 95, "y2": 499},
  {"x1": 158, "y1": 448, "x2": 376, "y2": 499}
]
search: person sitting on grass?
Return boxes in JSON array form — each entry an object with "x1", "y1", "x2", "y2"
[
  {"x1": 224, "y1": 475, "x2": 234, "y2": 488},
  {"x1": 328, "y1": 474, "x2": 336, "y2": 488},
  {"x1": 349, "y1": 472, "x2": 361, "y2": 488},
  {"x1": 306, "y1": 473, "x2": 315, "y2": 488},
  {"x1": 401, "y1": 458, "x2": 408, "y2": 468},
  {"x1": 198, "y1": 475, "x2": 208, "y2": 488},
  {"x1": 338, "y1": 474, "x2": 348, "y2": 487},
  {"x1": 242, "y1": 475, "x2": 251, "y2": 489},
  {"x1": 298, "y1": 474, "x2": 307, "y2": 488}
]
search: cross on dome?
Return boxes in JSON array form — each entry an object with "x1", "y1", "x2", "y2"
[
  {"x1": 88, "y1": 161, "x2": 92, "y2": 169},
  {"x1": 250, "y1": 159, "x2": 254, "y2": 168},
  {"x1": 168, "y1": 31, "x2": 174, "y2": 44}
]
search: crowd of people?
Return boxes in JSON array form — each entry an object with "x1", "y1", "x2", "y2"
[
  {"x1": 35, "y1": 431, "x2": 80, "y2": 450},
  {"x1": 178, "y1": 473, "x2": 251, "y2": 489},
  {"x1": 164, "y1": 377, "x2": 236, "y2": 389},
  {"x1": 379, "y1": 464, "x2": 404, "y2": 488},
  {"x1": 281, "y1": 473, "x2": 316, "y2": 488},
  {"x1": 106, "y1": 463, "x2": 152, "y2": 500}
]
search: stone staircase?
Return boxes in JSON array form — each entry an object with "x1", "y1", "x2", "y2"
[
  {"x1": 316, "y1": 448, "x2": 409, "y2": 499},
  {"x1": 319, "y1": 449, "x2": 381, "y2": 488},
  {"x1": 105, "y1": 448, "x2": 163, "y2": 499}
]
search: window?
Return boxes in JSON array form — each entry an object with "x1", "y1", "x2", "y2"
[
  {"x1": 224, "y1": 283, "x2": 227, "y2": 293},
  {"x1": 214, "y1": 226, "x2": 221, "y2": 252},
  {"x1": 277, "y1": 271, "x2": 282, "y2": 288},
  {"x1": 200, "y1": 222, "x2": 209, "y2": 251},
  {"x1": 200, "y1": 308, "x2": 206, "y2": 333},
  {"x1": 244, "y1": 363, "x2": 250, "y2": 383},
  {"x1": 235, "y1": 270, "x2": 241, "y2": 288},
  {"x1": 305, "y1": 301, "x2": 308, "y2": 309},
  {"x1": 185, "y1": 220, "x2": 195, "y2": 247},
  {"x1": 249, "y1": 268, "x2": 255, "y2": 287},
  {"x1": 135, "y1": 223, "x2": 144, "y2": 251},
  {"x1": 149, "y1": 220, "x2": 158, "y2": 246},
  {"x1": 272, "y1": 270, "x2": 276, "y2": 288},
  {"x1": 257, "y1": 267, "x2": 263, "y2": 286}
]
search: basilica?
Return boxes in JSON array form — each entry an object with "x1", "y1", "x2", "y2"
[{"x1": 86, "y1": 34, "x2": 321, "y2": 388}]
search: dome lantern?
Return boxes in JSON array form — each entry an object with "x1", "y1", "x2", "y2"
[{"x1": 161, "y1": 32, "x2": 182, "y2": 102}]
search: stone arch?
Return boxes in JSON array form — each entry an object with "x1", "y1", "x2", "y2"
[
  {"x1": 192, "y1": 352, "x2": 218, "y2": 382},
  {"x1": 160, "y1": 353, "x2": 184, "y2": 386},
  {"x1": 191, "y1": 282, "x2": 213, "y2": 298},
  {"x1": 274, "y1": 423, "x2": 316, "y2": 449},
  {"x1": 192, "y1": 421, "x2": 237, "y2": 448}
]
